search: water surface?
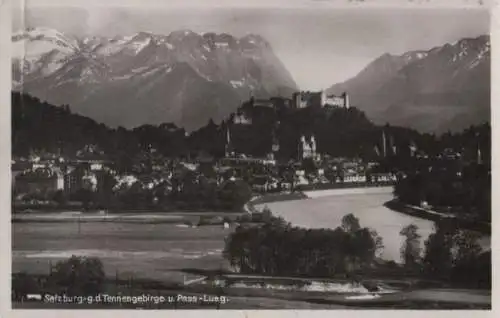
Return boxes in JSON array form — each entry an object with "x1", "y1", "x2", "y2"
[{"x1": 256, "y1": 189, "x2": 490, "y2": 262}]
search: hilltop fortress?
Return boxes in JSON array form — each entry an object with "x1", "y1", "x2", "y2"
[
  {"x1": 293, "y1": 91, "x2": 350, "y2": 109},
  {"x1": 226, "y1": 90, "x2": 351, "y2": 162}
]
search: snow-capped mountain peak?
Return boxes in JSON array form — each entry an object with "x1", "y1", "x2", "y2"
[
  {"x1": 326, "y1": 34, "x2": 490, "y2": 133},
  {"x1": 12, "y1": 27, "x2": 79, "y2": 51},
  {"x1": 12, "y1": 28, "x2": 297, "y2": 131},
  {"x1": 12, "y1": 27, "x2": 82, "y2": 81}
]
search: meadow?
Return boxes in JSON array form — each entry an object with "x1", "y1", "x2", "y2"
[{"x1": 12, "y1": 221, "x2": 232, "y2": 283}]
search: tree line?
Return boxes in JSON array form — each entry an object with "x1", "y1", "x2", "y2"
[
  {"x1": 224, "y1": 212, "x2": 490, "y2": 289},
  {"x1": 15, "y1": 171, "x2": 253, "y2": 213},
  {"x1": 400, "y1": 220, "x2": 490, "y2": 289},
  {"x1": 393, "y1": 162, "x2": 491, "y2": 223},
  {"x1": 13, "y1": 92, "x2": 489, "y2": 165},
  {"x1": 223, "y1": 212, "x2": 383, "y2": 278}
]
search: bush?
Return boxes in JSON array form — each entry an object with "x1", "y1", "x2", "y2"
[
  {"x1": 262, "y1": 206, "x2": 272, "y2": 222},
  {"x1": 50, "y1": 255, "x2": 105, "y2": 296},
  {"x1": 236, "y1": 214, "x2": 252, "y2": 223},
  {"x1": 198, "y1": 215, "x2": 224, "y2": 226},
  {"x1": 12, "y1": 272, "x2": 39, "y2": 300},
  {"x1": 218, "y1": 180, "x2": 252, "y2": 211},
  {"x1": 52, "y1": 190, "x2": 68, "y2": 205}
]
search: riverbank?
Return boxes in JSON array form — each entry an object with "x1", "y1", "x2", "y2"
[
  {"x1": 11, "y1": 211, "x2": 243, "y2": 224},
  {"x1": 384, "y1": 199, "x2": 491, "y2": 234},
  {"x1": 12, "y1": 270, "x2": 491, "y2": 309},
  {"x1": 247, "y1": 186, "x2": 394, "y2": 213},
  {"x1": 303, "y1": 186, "x2": 393, "y2": 199}
]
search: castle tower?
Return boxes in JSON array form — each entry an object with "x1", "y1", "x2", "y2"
[
  {"x1": 343, "y1": 92, "x2": 350, "y2": 108},
  {"x1": 300, "y1": 135, "x2": 318, "y2": 160},
  {"x1": 300, "y1": 136, "x2": 307, "y2": 159},
  {"x1": 382, "y1": 130, "x2": 387, "y2": 158},
  {"x1": 225, "y1": 125, "x2": 232, "y2": 157}
]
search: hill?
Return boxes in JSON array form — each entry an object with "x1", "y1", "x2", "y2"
[
  {"x1": 327, "y1": 35, "x2": 490, "y2": 133},
  {"x1": 13, "y1": 91, "x2": 490, "y2": 170}
]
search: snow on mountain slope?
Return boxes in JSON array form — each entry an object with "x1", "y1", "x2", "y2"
[
  {"x1": 327, "y1": 35, "x2": 490, "y2": 133},
  {"x1": 12, "y1": 28, "x2": 298, "y2": 131},
  {"x1": 12, "y1": 27, "x2": 80, "y2": 81}
]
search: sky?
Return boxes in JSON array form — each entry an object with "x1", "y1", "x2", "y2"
[{"x1": 12, "y1": 0, "x2": 490, "y2": 90}]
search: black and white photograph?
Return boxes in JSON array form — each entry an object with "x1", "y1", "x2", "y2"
[{"x1": 7, "y1": 0, "x2": 493, "y2": 311}]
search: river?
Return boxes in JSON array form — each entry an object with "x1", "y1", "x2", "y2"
[{"x1": 254, "y1": 187, "x2": 490, "y2": 262}]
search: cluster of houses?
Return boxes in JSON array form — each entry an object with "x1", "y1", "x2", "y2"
[
  {"x1": 217, "y1": 154, "x2": 397, "y2": 193},
  {"x1": 12, "y1": 146, "x2": 397, "y2": 205},
  {"x1": 12, "y1": 153, "x2": 112, "y2": 200}
]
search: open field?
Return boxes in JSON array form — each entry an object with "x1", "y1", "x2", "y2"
[
  {"x1": 13, "y1": 222, "x2": 232, "y2": 283},
  {"x1": 12, "y1": 211, "x2": 243, "y2": 223}
]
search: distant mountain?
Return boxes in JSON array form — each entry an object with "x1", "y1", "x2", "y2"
[
  {"x1": 327, "y1": 35, "x2": 490, "y2": 133},
  {"x1": 12, "y1": 27, "x2": 298, "y2": 131}
]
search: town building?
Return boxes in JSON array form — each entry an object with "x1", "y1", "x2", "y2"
[
  {"x1": 15, "y1": 167, "x2": 64, "y2": 195},
  {"x1": 321, "y1": 92, "x2": 350, "y2": 108},
  {"x1": 343, "y1": 172, "x2": 367, "y2": 183},
  {"x1": 233, "y1": 112, "x2": 252, "y2": 125},
  {"x1": 11, "y1": 161, "x2": 32, "y2": 190},
  {"x1": 63, "y1": 165, "x2": 87, "y2": 194},
  {"x1": 292, "y1": 91, "x2": 350, "y2": 109},
  {"x1": 219, "y1": 156, "x2": 276, "y2": 167},
  {"x1": 252, "y1": 175, "x2": 279, "y2": 192},
  {"x1": 81, "y1": 171, "x2": 98, "y2": 192},
  {"x1": 292, "y1": 91, "x2": 322, "y2": 109},
  {"x1": 369, "y1": 173, "x2": 397, "y2": 184},
  {"x1": 252, "y1": 99, "x2": 275, "y2": 108}
]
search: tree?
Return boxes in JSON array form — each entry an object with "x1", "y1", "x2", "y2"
[
  {"x1": 422, "y1": 220, "x2": 457, "y2": 279},
  {"x1": 370, "y1": 229, "x2": 385, "y2": 259},
  {"x1": 302, "y1": 157, "x2": 317, "y2": 175},
  {"x1": 452, "y1": 230, "x2": 482, "y2": 264},
  {"x1": 450, "y1": 230, "x2": 484, "y2": 286},
  {"x1": 399, "y1": 224, "x2": 421, "y2": 267},
  {"x1": 52, "y1": 190, "x2": 68, "y2": 205},
  {"x1": 223, "y1": 214, "x2": 385, "y2": 279},
  {"x1": 341, "y1": 213, "x2": 361, "y2": 233},
  {"x1": 71, "y1": 188, "x2": 96, "y2": 209},
  {"x1": 120, "y1": 181, "x2": 153, "y2": 209},
  {"x1": 12, "y1": 272, "x2": 39, "y2": 300},
  {"x1": 50, "y1": 256, "x2": 105, "y2": 296},
  {"x1": 262, "y1": 205, "x2": 272, "y2": 223},
  {"x1": 218, "y1": 180, "x2": 252, "y2": 211},
  {"x1": 352, "y1": 228, "x2": 378, "y2": 266},
  {"x1": 96, "y1": 172, "x2": 118, "y2": 208}
]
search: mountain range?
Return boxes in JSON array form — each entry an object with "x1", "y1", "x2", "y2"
[
  {"x1": 12, "y1": 28, "x2": 490, "y2": 134},
  {"x1": 12, "y1": 27, "x2": 298, "y2": 131},
  {"x1": 327, "y1": 35, "x2": 490, "y2": 133}
]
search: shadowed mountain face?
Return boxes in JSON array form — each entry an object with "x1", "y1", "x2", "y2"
[
  {"x1": 327, "y1": 35, "x2": 490, "y2": 133},
  {"x1": 12, "y1": 28, "x2": 298, "y2": 131}
]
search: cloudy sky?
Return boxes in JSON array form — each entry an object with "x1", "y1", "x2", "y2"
[{"x1": 12, "y1": 0, "x2": 490, "y2": 90}]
